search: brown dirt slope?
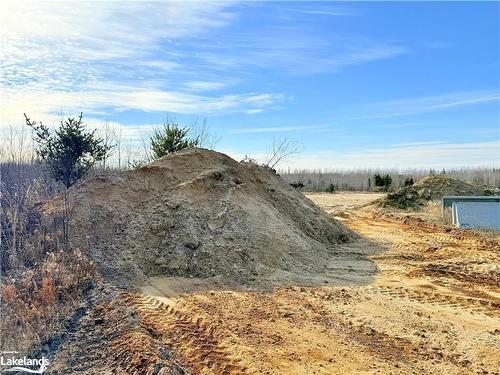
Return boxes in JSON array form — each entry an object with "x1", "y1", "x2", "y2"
[
  {"x1": 57, "y1": 148, "x2": 354, "y2": 287},
  {"x1": 379, "y1": 175, "x2": 487, "y2": 209}
]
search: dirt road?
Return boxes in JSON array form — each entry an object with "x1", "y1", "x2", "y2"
[{"x1": 69, "y1": 193, "x2": 499, "y2": 374}]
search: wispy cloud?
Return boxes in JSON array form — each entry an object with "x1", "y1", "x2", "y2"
[
  {"x1": 392, "y1": 141, "x2": 445, "y2": 147},
  {"x1": 0, "y1": 2, "x2": 235, "y2": 58},
  {"x1": 290, "y1": 5, "x2": 359, "y2": 17},
  {"x1": 1, "y1": 83, "x2": 285, "y2": 123},
  {"x1": 355, "y1": 90, "x2": 500, "y2": 119},
  {"x1": 299, "y1": 9, "x2": 357, "y2": 17},
  {"x1": 0, "y1": 2, "x2": 290, "y2": 121},
  {"x1": 183, "y1": 80, "x2": 233, "y2": 92},
  {"x1": 0, "y1": 2, "x2": 407, "y2": 126},
  {"x1": 231, "y1": 141, "x2": 500, "y2": 170},
  {"x1": 189, "y1": 32, "x2": 407, "y2": 75}
]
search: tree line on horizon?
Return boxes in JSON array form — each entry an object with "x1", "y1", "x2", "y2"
[{"x1": 281, "y1": 168, "x2": 500, "y2": 192}]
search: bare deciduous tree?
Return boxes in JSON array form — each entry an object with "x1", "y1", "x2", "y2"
[
  {"x1": 191, "y1": 119, "x2": 221, "y2": 150},
  {"x1": 266, "y1": 138, "x2": 301, "y2": 169}
]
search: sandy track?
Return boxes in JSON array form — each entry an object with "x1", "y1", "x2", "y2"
[{"x1": 120, "y1": 193, "x2": 499, "y2": 374}]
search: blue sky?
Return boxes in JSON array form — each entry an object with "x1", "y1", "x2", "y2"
[{"x1": 1, "y1": 1, "x2": 499, "y2": 169}]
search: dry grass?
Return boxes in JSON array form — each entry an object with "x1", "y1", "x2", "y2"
[{"x1": 0, "y1": 250, "x2": 96, "y2": 355}]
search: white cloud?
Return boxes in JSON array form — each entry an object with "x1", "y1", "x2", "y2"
[
  {"x1": 355, "y1": 90, "x2": 500, "y2": 119},
  {"x1": 0, "y1": 1, "x2": 409, "y2": 122},
  {"x1": 0, "y1": 2, "x2": 235, "y2": 57},
  {"x1": 0, "y1": 1, "x2": 292, "y2": 121},
  {"x1": 0, "y1": 2, "x2": 235, "y2": 90},
  {"x1": 0, "y1": 83, "x2": 285, "y2": 125}
]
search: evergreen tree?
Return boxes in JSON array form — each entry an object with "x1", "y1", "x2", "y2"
[
  {"x1": 325, "y1": 183, "x2": 337, "y2": 193},
  {"x1": 150, "y1": 123, "x2": 200, "y2": 159},
  {"x1": 25, "y1": 113, "x2": 111, "y2": 188},
  {"x1": 404, "y1": 177, "x2": 414, "y2": 186}
]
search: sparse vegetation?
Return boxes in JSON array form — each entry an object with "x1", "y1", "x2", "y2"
[
  {"x1": 404, "y1": 177, "x2": 414, "y2": 186},
  {"x1": 290, "y1": 181, "x2": 305, "y2": 190},
  {"x1": 266, "y1": 138, "x2": 301, "y2": 169},
  {"x1": 24, "y1": 113, "x2": 112, "y2": 244},
  {"x1": 1, "y1": 120, "x2": 99, "y2": 361},
  {"x1": 0, "y1": 162, "x2": 53, "y2": 272},
  {"x1": 0, "y1": 250, "x2": 96, "y2": 356},
  {"x1": 373, "y1": 173, "x2": 392, "y2": 191}
]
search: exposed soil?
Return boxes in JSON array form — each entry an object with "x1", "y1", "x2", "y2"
[
  {"x1": 42, "y1": 191, "x2": 499, "y2": 374},
  {"x1": 35, "y1": 151, "x2": 500, "y2": 375},
  {"x1": 303, "y1": 192, "x2": 386, "y2": 215}
]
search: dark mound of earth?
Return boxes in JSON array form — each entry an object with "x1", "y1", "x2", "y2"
[{"x1": 379, "y1": 175, "x2": 487, "y2": 209}]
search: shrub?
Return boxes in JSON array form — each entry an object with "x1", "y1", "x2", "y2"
[
  {"x1": 0, "y1": 162, "x2": 54, "y2": 272},
  {"x1": 404, "y1": 178, "x2": 414, "y2": 186},
  {"x1": 150, "y1": 123, "x2": 199, "y2": 159},
  {"x1": 374, "y1": 173, "x2": 392, "y2": 191},
  {"x1": 325, "y1": 183, "x2": 337, "y2": 193},
  {"x1": 290, "y1": 181, "x2": 305, "y2": 190}
]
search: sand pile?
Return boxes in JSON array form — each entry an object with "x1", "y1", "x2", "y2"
[
  {"x1": 56, "y1": 149, "x2": 355, "y2": 287},
  {"x1": 379, "y1": 175, "x2": 486, "y2": 209}
]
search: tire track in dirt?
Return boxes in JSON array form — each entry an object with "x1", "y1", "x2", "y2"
[
  {"x1": 343, "y1": 211, "x2": 499, "y2": 289},
  {"x1": 122, "y1": 293, "x2": 252, "y2": 375},
  {"x1": 366, "y1": 285, "x2": 500, "y2": 318},
  {"x1": 341, "y1": 210, "x2": 500, "y2": 321},
  {"x1": 291, "y1": 287, "x2": 487, "y2": 374},
  {"x1": 415, "y1": 263, "x2": 500, "y2": 289},
  {"x1": 120, "y1": 197, "x2": 499, "y2": 375}
]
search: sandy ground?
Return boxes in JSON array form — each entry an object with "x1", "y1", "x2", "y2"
[
  {"x1": 304, "y1": 192, "x2": 386, "y2": 215},
  {"x1": 111, "y1": 192, "x2": 499, "y2": 375},
  {"x1": 52, "y1": 192, "x2": 499, "y2": 374}
]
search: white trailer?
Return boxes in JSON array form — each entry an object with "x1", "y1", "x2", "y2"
[{"x1": 450, "y1": 200, "x2": 500, "y2": 230}]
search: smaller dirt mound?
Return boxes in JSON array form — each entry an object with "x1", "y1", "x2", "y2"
[
  {"x1": 414, "y1": 175, "x2": 486, "y2": 199},
  {"x1": 379, "y1": 175, "x2": 486, "y2": 209}
]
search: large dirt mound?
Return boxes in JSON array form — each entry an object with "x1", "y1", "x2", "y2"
[
  {"x1": 379, "y1": 175, "x2": 486, "y2": 209},
  {"x1": 57, "y1": 149, "x2": 356, "y2": 287}
]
